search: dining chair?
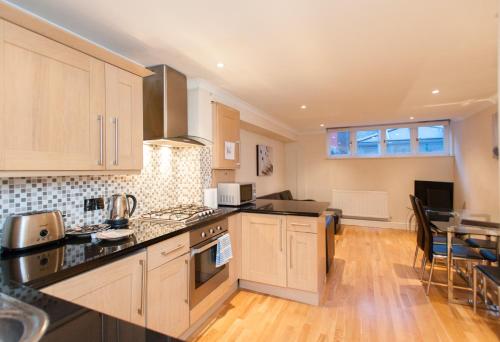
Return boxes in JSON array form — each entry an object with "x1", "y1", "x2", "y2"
[
  {"x1": 415, "y1": 197, "x2": 485, "y2": 295},
  {"x1": 409, "y1": 195, "x2": 466, "y2": 271},
  {"x1": 473, "y1": 265, "x2": 500, "y2": 313}
]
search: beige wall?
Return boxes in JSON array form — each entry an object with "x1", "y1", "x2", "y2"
[
  {"x1": 285, "y1": 134, "x2": 455, "y2": 224},
  {"x1": 235, "y1": 129, "x2": 286, "y2": 196},
  {"x1": 453, "y1": 107, "x2": 499, "y2": 216}
]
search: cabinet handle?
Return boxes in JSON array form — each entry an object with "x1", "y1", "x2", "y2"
[
  {"x1": 113, "y1": 117, "x2": 119, "y2": 165},
  {"x1": 97, "y1": 115, "x2": 104, "y2": 165},
  {"x1": 161, "y1": 244, "x2": 184, "y2": 256},
  {"x1": 290, "y1": 223, "x2": 311, "y2": 227},
  {"x1": 235, "y1": 141, "x2": 241, "y2": 166},
  {"x1": 138, "y1": 259, "x2": 146, "y2": 315},
  {"x1": 185, "y1": 258, "x2": 189, "y2": 304},
  {"x1": 280, "y1": 219, "x2": 283, "y2": 252},
  {"x1": 289, "y1": 235, "x2": 293, "y2": 269}
]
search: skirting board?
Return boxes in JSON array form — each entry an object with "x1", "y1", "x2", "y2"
[
  {"x1": 239, "y1": 280, "x2": 321, "y2": 306},
  {"x1": 341, "y1": 218, "x2": 407, "y2": 230}
]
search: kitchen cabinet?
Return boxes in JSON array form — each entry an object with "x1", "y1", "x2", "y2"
[
  {"x1": 147, "y1": 252, "x2": 190, "y2": 338},
  {"x1": 0, "y1": 19, "x2": 144, "y2": 173},
  {"x1": 41, "y1": 251, "x2": 147, "y2": 327},
  {"x1": 241, "y1": 213, "x2": 286, "y2": 287},
  {"x1": 105, "y1": 64, "x2": 143, "y2": 170},
  {"x1": 0, "y1": 19, "x2": 106, "y2": 171},
  {"x1": 212, "y1": 102, "x2": 240, "y2": 169},
  {"x1": 287, "y1": 230, "x2": 317, "y2": 292}
]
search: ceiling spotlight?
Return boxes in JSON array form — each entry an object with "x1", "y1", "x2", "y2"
[
  {"x1": 409, "y1": 116, "x2": 415, "y2": 120},
  {"x1": 216, "y1": 62, "x2": 224, "y2": 69},
  {"x1": 300, "y1": 105, "x2": 307, "y2": 109},
  {"x1": 431, "y1": 89, "x2": 440, "y2": 95},
  {"x1": 320, "y1": 123, "x2": 325, "y2": 127}
]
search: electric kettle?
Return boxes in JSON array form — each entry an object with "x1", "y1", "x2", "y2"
[{"x1": 107, "y1": 193, "x2": 137, "y2": 227}]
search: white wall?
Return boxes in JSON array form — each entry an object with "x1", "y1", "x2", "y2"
[
  {"x1": 236, "y1": 129, "x2": 286, "y2": 197},
  {"x1": 285, "y1": 133, "x2": 455, "y2": 224},
  {"x1": 453, "y1": 107, "x2": 499, "y2": 216}
]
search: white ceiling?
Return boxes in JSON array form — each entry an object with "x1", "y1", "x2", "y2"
[{"x1": 7, "y1": 0, "x2": 498, "y2": 132}]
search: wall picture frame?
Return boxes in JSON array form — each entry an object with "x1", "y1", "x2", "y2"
[{"x1": 256, "y1": 145, "x2": 273, "y2": 176}]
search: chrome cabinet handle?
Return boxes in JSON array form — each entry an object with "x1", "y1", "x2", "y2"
[
  {"x1": 113, "y1": 117, "x2": 119, "y2": 165},
  {"x1": 138, "y1": 259, "x2": 146, "y2": 315},
  {"x1": 161, "y1": 244, "x2": 184, "y2": 256},
  {"x1": 97, "y1": 115, "x2": 104, "y2": 165},
  {"x1": 185, "y1": 258, "x2": 189, "y2": 304},
  {"x1": 235, "y1": 140, "x2": 241, "y2": 166},
  {"x1": 289, "y1": 235, "x2": 293, "y2": 269},
  {"x1": 280, "y1": 219, "x2": 283, "y2": 252},
  {"x1": 290, "y1": 223, "x2": 311, "y2": 227}
]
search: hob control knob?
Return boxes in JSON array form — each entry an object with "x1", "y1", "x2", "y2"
[
  {"x1": 201, "y1": 232, "x2": 206, "y2": 238},
  {"x1": 217, "y1": 226, "x2": 222, "y2": 230},
  {"x1": 209, "y1": 228, "x2": 215, "y2": 234}
]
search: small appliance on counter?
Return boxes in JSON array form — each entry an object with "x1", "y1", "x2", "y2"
[
  {"x1": 107, "y1": 193, "x2": 137, "y2": 228},
  {"x1": 217, "y1": 182, "x2": 256, "y2": 206},
  {"x1": 1, "y1": 210, "x2": 65, "y2": 251}
]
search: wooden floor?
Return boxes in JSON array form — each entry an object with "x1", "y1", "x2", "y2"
[{"x1": 191, "y1": 226, "x2": 500, "y2": 341}]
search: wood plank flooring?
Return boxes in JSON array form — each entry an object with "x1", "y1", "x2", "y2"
[{"x1": 191, "y1": 226, "x2": 500, "y2": 342}]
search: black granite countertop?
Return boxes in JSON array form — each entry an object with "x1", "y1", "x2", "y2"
[{"x1": 237, "y1": 199, "x2": 330, "y2": 217}]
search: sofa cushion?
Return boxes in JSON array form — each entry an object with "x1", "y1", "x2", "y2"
[{"x1": 279, "y1": 190, "x2": 294, "y2": 200}]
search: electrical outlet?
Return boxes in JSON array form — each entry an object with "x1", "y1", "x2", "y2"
[{"x1": 84, "y1": 197, "x2": 105, "y2": 212}]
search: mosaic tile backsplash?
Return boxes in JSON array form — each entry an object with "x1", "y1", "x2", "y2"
[{"x1": 0, "y1": 145, "x2": 212, "y2": 231}]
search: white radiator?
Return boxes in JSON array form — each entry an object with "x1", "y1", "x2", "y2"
[{"x1": 331, "y1": 190, "x2": 389, "y2": 221}]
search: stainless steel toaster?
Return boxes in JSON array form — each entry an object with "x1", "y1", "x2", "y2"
[{"x1": 1, "y1": 210, "x2": 65, "y2": 250}]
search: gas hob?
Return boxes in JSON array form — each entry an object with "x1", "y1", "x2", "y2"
[{"x1": 140, "y1": 205, "x2": 222, "y2": 225}]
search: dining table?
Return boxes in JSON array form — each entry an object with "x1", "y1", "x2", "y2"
[{"x1": 430, "y1": 209, "x2": 500, "y2": 304}]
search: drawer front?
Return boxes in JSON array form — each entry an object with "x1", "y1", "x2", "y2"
[
  {"x1": 147, "y1": 233, "x2": 189, "y2": 270},
  {"x1": 286, "y1": 216, "x2": 318, "y2": 234}
]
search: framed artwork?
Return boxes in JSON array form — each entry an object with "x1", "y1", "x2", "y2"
[{"x1": 257, "y1": 145, "x2": 273, "y2": 176}]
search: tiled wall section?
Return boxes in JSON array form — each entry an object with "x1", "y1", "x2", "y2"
[{"x1": 0, "y1": 145, "x2": 212, "y2": 231}]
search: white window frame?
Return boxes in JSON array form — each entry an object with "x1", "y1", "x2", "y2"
[{"x1": 326, "y1": 120, "x2": 451, "y2": 159}]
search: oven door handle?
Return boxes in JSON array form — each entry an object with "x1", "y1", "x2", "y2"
[{"x1": 191, "y1": 239, "x2": 219, "y2": 256}]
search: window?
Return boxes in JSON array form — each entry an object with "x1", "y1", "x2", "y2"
[
  {"x1": 356, "y1": 130, "x2": 380, "y2": 155},
  {"x1": 326, "y1": 120, "x2": 450, "y2": 159},
  {"x1": 417, "y1": 125, "x2": 445, "y2": 153},
  {"x1": 385, "y1": 127, "x2": 411, "y2": 154},
  {"x1": 327, "y1": 130, "x2": 350, "y2": 156}
]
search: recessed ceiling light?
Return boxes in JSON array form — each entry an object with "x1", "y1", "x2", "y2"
[
  {"x1": 300, "y1": 105, "x2": 307, "y2": 109},
  {"x1": 216, "y1": 62, "x2": 224, "y2": 69},
  {"x1": 431, "y1": 89, "x2": 440, "y2": 95},
  {"x1": 320, "y1": 123, "x2": 325, "y2": 127},
  {"x1": 409, "y1": 116, "x2": 415, "y2": 120}
]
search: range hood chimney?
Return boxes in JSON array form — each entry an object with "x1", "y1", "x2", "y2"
[{"x1": 143, "y1": 65, "x2": 205, "y2": 147}]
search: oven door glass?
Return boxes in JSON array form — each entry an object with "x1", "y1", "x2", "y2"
[
  {"x1": 194, "y1": 241, "x2": 225, "y2": 289},
  {"x1": 240, "y1": 184, "x2": 254, "y2": 203}
]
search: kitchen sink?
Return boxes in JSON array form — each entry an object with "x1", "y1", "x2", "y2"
[{"x1": 0, "y1": 293, "x2": 49, "y2": 342}]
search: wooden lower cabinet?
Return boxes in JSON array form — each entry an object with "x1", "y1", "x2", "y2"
[
  {"x1": 287, "y1": 231, "x2": 318, "y2": 292},
  {"x1": 41, "y1": 251, "x2": 147, "y2": 327},
  {"x1": 147, "y1": 252, "x2": 190, "y2": 338},
  {"x1": 241, "y1": 214, "x2": 286, "y2": 287}
]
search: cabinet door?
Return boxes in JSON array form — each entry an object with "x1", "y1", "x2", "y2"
[
  {"x1": 147, "y1": 253, "x2": 190, "y2": 337},
  {"x1": 241, "y1": 214, "x2": 286, "y2": 287},
  {"x1": 212, "y1": 102, "x2": 240, "y2": 169},
  {"x1": 105, "y1": 64, "x2": 143, "y2": 170},
  {"x1": 287, "y1": 231, "x2": 318, "y2": 292},
  {"x1": 41, "y1": 251, "x2": 146, "y2": 326},
  {"x1": 0, "y1": 20, "x2": 105, "y2": 170}
]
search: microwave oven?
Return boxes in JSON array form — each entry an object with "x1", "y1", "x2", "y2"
[{"x1": 217, "y1": 183, "x2": 256, "y2": 206}]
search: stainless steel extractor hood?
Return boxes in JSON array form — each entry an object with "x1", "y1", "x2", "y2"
[{"x1": 143, "y1": 65, "x2": 205, "y2": 147}]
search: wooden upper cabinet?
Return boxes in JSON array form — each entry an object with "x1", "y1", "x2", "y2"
[
  {"x1": 0, "y1": 20, "x2": 106, "y2": 171},
  {"x1": 212, "y1": 102, "x2": 240, "y2": 169},
  {"x1": 105, "y1": 64, "x2": 143, "y2": 170},
  {"x1": 241, "y1": 214, "x2": 286, "y2": 287}
]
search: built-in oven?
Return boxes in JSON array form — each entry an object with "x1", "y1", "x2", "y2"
[{"x1": 189, "y1": 218, "x2": 229, "y2": 308}]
